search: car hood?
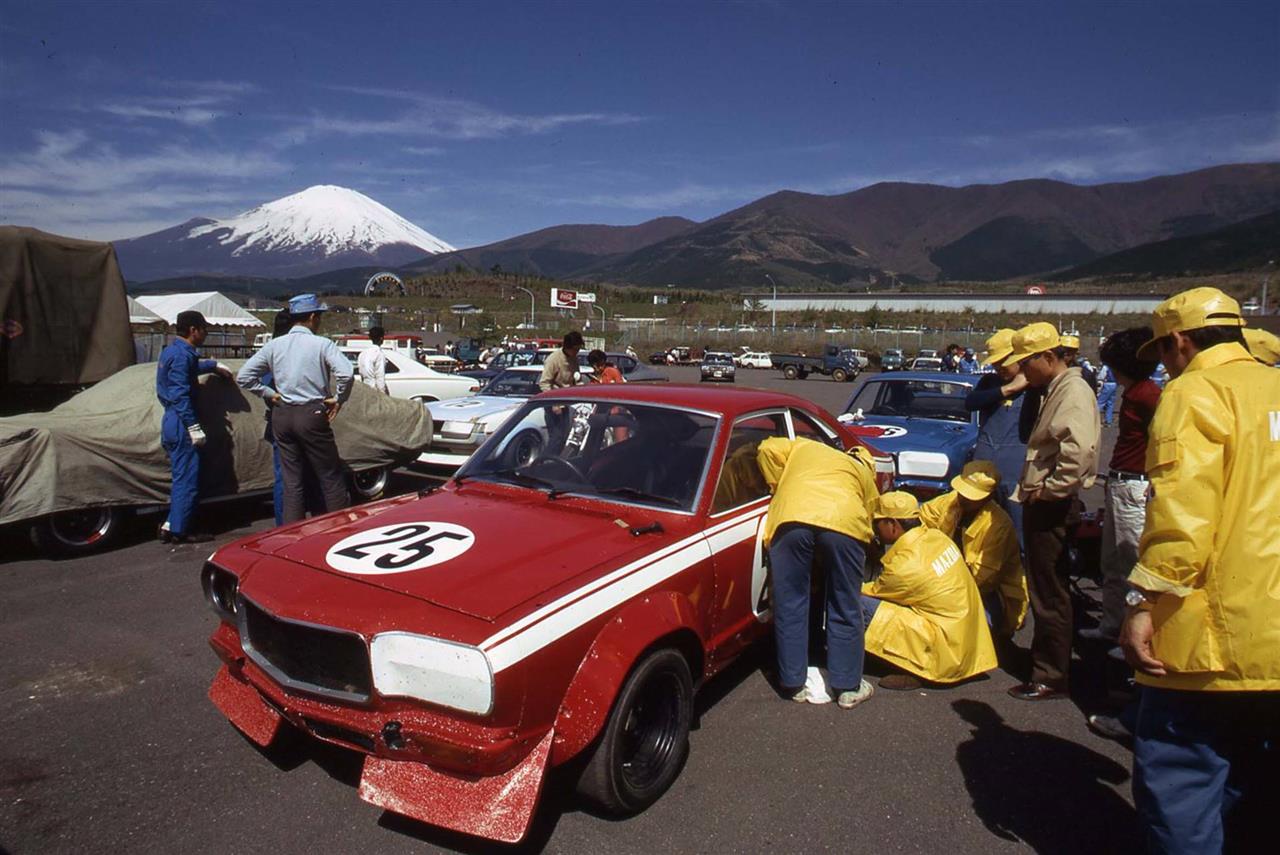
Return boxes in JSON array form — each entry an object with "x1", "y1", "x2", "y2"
[
  {"x1": 426, "y1": 395, "x2": 523, "y2": 424},
  {"x1": 241, "y1": 486, "x2": 686, "y2": 622},
  {"x1": 844, "y1": 416, "x2": 975, "y2": 455}
]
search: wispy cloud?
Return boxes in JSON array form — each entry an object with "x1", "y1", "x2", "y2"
[
  {"x1": 93, "y1": 79, "x2": 260, "y2": 126},
  {"x1": 293, "y1": 87, "x2": 647, "y2": 140}
]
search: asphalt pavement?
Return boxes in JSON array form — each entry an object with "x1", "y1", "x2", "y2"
[{"x1": 1, "y1": 366, "x2": 1136, "y2": 854}]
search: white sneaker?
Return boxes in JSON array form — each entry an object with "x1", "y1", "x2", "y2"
[
  {"x1": 837, "y1": 679, "x2": 875, "y2": 709},
  {"x1": 789, "y1": 687, "x2": 809, "y2": 703}
]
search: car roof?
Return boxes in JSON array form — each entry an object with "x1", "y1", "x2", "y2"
[
  {"x1": 863, "y1": 370, "x2": 978, "y2": 383},
  {"x1": 539, "y1": 383, "x2": 823, "y2": 417}
]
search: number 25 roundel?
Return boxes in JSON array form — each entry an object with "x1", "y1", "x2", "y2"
[{"x1": 326, "y1": 522, "x2": 476, "y2": 575}]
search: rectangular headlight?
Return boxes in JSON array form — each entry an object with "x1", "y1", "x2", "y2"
[
  {"x1": 370, "y1": 632, "x2": 494, "y2": 715},
  {"x1": 441, "y1": 420, "x2": 476, "y2": 437},
  {"x1": 896, "y1": 451, "x2": 951, "y2": 479}
]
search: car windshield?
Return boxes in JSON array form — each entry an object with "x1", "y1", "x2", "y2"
[
  {"x1": 458, "y1": 400, "x2": 719, "y2": 511},
  {"x1": 479, "y1": 370, "x2": 542, "y2": 397},
  {"x1": 846, "y1": 379, "x2": 972, "y2": 423},
  {"x1": 704, "y1": 355, "x2": 733, "y2": 365}
]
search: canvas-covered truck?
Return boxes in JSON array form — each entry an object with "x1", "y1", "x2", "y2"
[{"x1": 770, "y1": 345, "x2": 861, "y2": 381}]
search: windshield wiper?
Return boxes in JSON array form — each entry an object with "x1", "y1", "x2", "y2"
[
  {"x1": 484, "y1": 468, "x2": 563, "y2": 495},
  {"x1": 594, "y1": 486, "x2": 683, "y2": 508}
]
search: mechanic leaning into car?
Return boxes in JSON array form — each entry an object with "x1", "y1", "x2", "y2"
[
  {"x1": 1007, "y1": 321, "x2": 1100, "y2": 703},
  {"x1": 755, "y1": 437, "x2": 880, "y2": 709},
  {"x1": 861, "y1": 491, "x2": 997, "y2": 690},
  {"x1": 919, "y1": 461, "x2": 1027, "y2": 645},
  {"x1": 1115, "y1": 287, "x2": 1279, "y2": 854},
  {"x1": 155, "y1": 310, "x2": 233, "y2": 544},
  {"x1": 237, "y1": 294, "x2": 353, "y2": 524}
]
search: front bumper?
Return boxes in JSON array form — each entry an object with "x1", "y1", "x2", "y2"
[
  {"x1": 207, "y1": 623, "x2": 533, "y2": 777},
  {"x1": 208, "y1": 657, "x2": 553, "y2": 844}
]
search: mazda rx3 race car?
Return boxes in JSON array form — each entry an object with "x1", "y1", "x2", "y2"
[
  {"x1": 204, "y1": 384, "x2": 889, "y2": 843},
  {"x1": 837, "y1": 370, "x2": 979, "y2": 495}
]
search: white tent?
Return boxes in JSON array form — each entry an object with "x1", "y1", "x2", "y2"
[
  {"x1": 135, "y1": 292, "x2": 264, "y2": 328},
  {"x1": 127, "y1": 296, "x2": 165, "y2": 326}
]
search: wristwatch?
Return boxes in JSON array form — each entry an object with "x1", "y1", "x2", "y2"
[{"x1": 1125, "y1": 588, "x2": 1156, "y2": 610}]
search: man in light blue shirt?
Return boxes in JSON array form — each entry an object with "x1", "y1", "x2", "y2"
[{"x1": 238, "y1": 294, "x2": 354, "y2": 522}]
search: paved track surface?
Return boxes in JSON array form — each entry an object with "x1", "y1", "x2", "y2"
[{"x1": 2, "y1": 366, "x2": 1136, "y2": 853}]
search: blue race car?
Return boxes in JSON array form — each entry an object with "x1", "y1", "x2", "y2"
[{"x1": 837, "y1": 370, "x2": 979, "y2": 495}]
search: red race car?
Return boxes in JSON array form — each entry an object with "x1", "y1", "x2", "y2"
[{"x1": 204, "y1": 384, "x2": 890, "y2": 843}]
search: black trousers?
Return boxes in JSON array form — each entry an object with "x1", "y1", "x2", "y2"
[
  {"x1": 272, "y1": 402, "x2": 349, "y2": 524},
  {"x1": 1023, "y1": 497, "x2": 1075, "y2": 689}
]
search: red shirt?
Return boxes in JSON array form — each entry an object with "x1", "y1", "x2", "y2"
[
  {"x1": 596, "y1": 365, "x2": 624, "y2": 384},
  {"x1": 1109, "y1": 378, "x2": 1161, "y2": 473}
]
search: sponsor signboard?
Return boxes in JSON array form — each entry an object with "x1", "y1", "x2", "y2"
[{"x1": 551, "y1": 288, "x2": 579, "y2": 309}]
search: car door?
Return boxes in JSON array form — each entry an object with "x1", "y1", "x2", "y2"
[{"x1": 704, "y1": 410, "x2": 790, "y2": 667}]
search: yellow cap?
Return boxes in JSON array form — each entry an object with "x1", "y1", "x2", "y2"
[
  {"x1": 1137, "y1": 287, "x2": 1245, "y2": 360},
  {"x1": 950, "y1": 460, "x2": 1000, "y2": 501},
  {"x1": 1244, "y1": 327, "x2": 1280, "y2": 365},
  {"x1": 1060, "y1": 333, "x2": 1080, "y2": 350},
  {"x1": 872, "y1": 490, "x2": 920, "y2": 520},
  {"x1": 1007, "y1": 322, "x2": 1062, "y2": 363},
  {"x1": 982, "y1": 328, "x2": 1016, "y2": 366}
]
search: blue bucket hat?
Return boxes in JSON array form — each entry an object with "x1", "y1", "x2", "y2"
[{"x1": 288, "y1": 293, "x2": 329, "y2": 315}]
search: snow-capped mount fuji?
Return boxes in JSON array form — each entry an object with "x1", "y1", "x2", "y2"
[{"x1": 114, "y1": 185, "x2": 454, "y2": 283}]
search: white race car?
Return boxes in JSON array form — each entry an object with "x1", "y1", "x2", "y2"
[
  {"x1": 418, "y1": 366, "x2": 594, "y2": 468},
  {"x1": 341, "y1": 348, "x2": 480, "y2": 404}
]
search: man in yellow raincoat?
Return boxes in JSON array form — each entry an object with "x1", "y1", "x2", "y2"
[
  {"x1": 757, "y1": 437, "x2": 880, "y2": 709},
  {"x1": 860, "y1": 491, "x2": 997, "y2": 690},
  {"x1": 1118, "y1": 287, "x2": 1280, "y2": 853},
  {"x1": 919, "y1": 461, "x2": 1027, "y2": 641}
]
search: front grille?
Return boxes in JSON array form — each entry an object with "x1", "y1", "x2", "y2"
[{"x1": 239, "y1": 597, "x2": 372, "y2": 703}]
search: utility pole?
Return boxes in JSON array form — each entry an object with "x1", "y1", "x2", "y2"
[
  {"x1": 516, "y1": 286, "x2": 535, "y2": 328},
  {"x1": 592, "y1": 303, "x2": 606, "y2": 332},
  {"x1": 764, "y1": 273, "x2": 778, "y2": 336},
  {"x1": 1263, "y1": 259, "x2": 1275, "y2": 316}
]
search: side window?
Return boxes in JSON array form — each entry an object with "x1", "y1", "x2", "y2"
[
  {"x1": 790, "y1": 409, "x2": 841, "y2": 448},
  {"x1": 384, "y1": 358, "x2": 400, "y2": 374},
  {"x1": 711, "y1": 412, "x2": 788, "y2": 515}
]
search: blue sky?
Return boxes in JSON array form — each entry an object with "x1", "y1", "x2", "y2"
[{"x1": 2, "y1": 0, "x2": 1277, "y2": 247}]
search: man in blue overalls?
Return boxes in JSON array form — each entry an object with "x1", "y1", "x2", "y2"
[
  {"x1": 156, "y1": 310, "x2": 231, "y2": 543},
  {"x1": 964, "y1": 329, "x2": 1031, "y2": 550}
]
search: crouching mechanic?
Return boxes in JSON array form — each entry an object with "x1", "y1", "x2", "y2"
[
  {"x1": 861, "y1": 491, "x2": 998, "y2": 690},
  {"x1": 1119, "y1": 287, "x2": 1280, "y2": 853},
  {"x1": 756, "y1": 437, "x2": 881, "y2": 709},
  {"x1": 155, "y1": 310, "x2": 233, "y2": 543},
  {"x1": 919, "y1": 461, "x2": 1027, "y2": 642}
]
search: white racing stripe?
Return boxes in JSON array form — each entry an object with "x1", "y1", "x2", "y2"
[{"x1": 481, "y1": 507, "x2": 768, "y2": 672}]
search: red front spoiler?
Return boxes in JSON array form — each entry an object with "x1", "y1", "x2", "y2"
[
  {"x1": 359, "y1": 729, "x2": 554, "y2": 844},
  {"x1": 208, "y1": 665, "x2": 553, "y2": 843}
]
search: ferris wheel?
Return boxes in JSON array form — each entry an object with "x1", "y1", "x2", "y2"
[{"x1": 364, "y1": 271, "x2": 406, "y2": 297}]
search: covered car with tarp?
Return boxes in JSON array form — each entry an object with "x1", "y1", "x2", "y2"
[
  {"x1": 0, "y1": 226, "x2": 133, "y2": 405},
  {"x1": 0, "y1": 361, "x2": 433, "y2": 555}
]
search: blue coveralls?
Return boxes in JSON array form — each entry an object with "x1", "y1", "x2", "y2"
[
  {"x1": 156, "y1": 339, "x2": 216, "y2": 536},
  {"x1": 965, "y1": 374, "x2": 1027, "y2": 549}
]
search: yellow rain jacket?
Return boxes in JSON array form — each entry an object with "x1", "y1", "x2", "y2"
[
  {"x1": 920, "y1": 492, "x2": 1028, "y2": 635},
  {"x1": 757, "y1": 437, "x2": 879, "y2": 545},
  {"x1": 1130, "y1": 342, "x2": 1280, "y2": 691},
  {"x1": 862, "y1": 526, "x2": 997, "y2": 683}
]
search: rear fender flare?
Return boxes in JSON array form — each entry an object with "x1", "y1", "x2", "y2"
[{"x1": 549, "y1": 591, "x2": 703, "y2": 766}]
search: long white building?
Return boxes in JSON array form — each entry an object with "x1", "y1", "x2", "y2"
[{"x1": 744, "y1": 291, "x2": 1167, "y2": 314}]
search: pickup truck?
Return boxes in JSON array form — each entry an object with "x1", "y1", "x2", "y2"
[{"x1": 770, "y1": 345, "x2": 861, "y2": 382}]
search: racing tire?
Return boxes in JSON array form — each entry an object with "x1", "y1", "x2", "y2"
[
  {"x1": 505, "y1": 429, "x2": 545, "y2": 469},
  {"x1": 349, "y1": 466, "x2": 389, "y2": 502},
  {"x1": 782, "y1": 365, "x2": 799, "y2": 380},
  {"x1": 831, "y1": 368, "x2": 848, "y2": 383},
  {"x1": 30, "y1": 507, "x2": 123, "y2": 557},
  {"x1": 577, "y1": 648, "x2": 693, "y2": 815}
]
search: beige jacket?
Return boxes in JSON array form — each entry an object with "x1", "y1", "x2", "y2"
[
  {"x1": 538, "y1": 348, "x2": 579, "y2": 392},
  {"x1": 1015, "y1": 366, "x2": 1100, "y2": 501}
]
